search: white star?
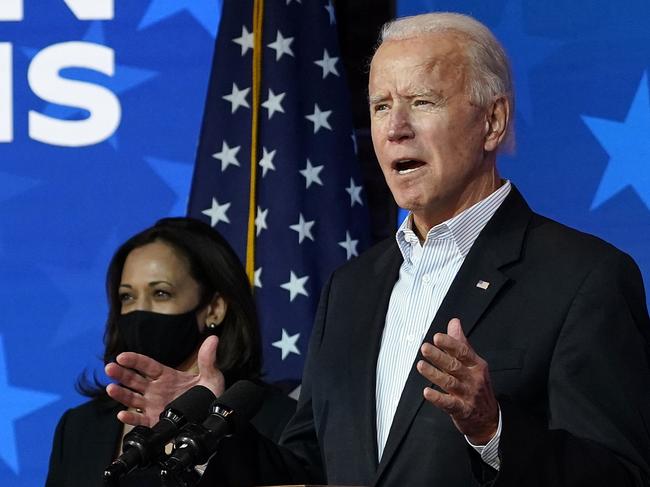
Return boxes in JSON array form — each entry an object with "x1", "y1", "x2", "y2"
[
  {"x1": 254, "y1": 267, "x2": 263, "y2": 288},
  {"x1": 202, "y1": 198, "x2": 231, "y2": 226},
  {"x1": 212, "y1": 141, "x2": 241, "y2": 171},
  {"x1": 267, "y1": 30, "x2": 294, "y2": 61},
  {"x1": 261, "y1": 88, "x2": 286, "y2": 119},
  {"x1": 258, "y1": 146, "x2": 277, "y2": 177},
  {"x1": 232, "y1": 25, "x2": 254, "y2": 56},
  {"x1": 305, "y1": 103, "x2": 332, "y2": 133},
  {"x1": 314, "y1": 49, "x2": 339, "y2": 79},
  {"x1": 280, "y1": 271, "x2": 309, "y2": 301},
  {"x1": 345, "y1": 177, "x2": 363, "y2": 206},
  {"x1": 255, "y1": 206, "x2": 269, "y2": 236},
  {"x1": 222, "y1": 82, "x2": 250, "y2": 114},
  {"x1": 324, "y1": 1, "x2": 336, "y2": 24},
  {"x1": 289, "y1": 213, "x2": 315, "y2": 243},
  {"x1": 272, "y1": 328, "x2": 301, "y2": 360},
  {"x1": 300, "y1": 159, "x2": 324, "y2": 188},
  {"x1": 338, "y1": 231, "x2": 359, "y2": 260}
]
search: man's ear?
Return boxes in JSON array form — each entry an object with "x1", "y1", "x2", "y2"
[
  {"x1": 205, "y1": 294, "x2": 228, "y2": 330},
  {"x1": 484, "y1": 96, "x2": 510, "y2": 152}
]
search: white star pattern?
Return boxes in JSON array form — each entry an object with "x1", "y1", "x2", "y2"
[
  {"x1": 289, "y1": 213, "x2": 315, "y2": 243},
  {"x1": 314, "y1": 49, "x2": 339, "y2": 79},
  {"x1": 202, "y1": 198, "x2": 231, "y2": 226},
  {"x1": 261, "y1": 88, "x2": 286, "y2": 119},
  {"x1": 212, "y1": 141, "x2": 241, "y2": 171},
  {"x1": 305, "y1": 103, "x2": 332, "y2": 133},
  {"x1": 268, "y1": 30, "x2": 295, "y2": 61},
  {"x1": 258, "y1": 146, "x2": 277, "y2": 177},
  {"x1": 255, "y1": 206, "x2": 269, "y2": 236},
  {"x1": 187, "y1": 0, "x2": 373, "y2": 385},
  {"x1": 338, "y1": 231, "x2": 359, "y2": 260},
  {"x1": 272, "y1": 328, "x2": 301, "y2": 360},
  {"x1": 324, "y1": 1, "x2": 336, "y2": 25},
  {"x1": 222, "y1": 82, "x2": 250, "y2": 113},
  {"x1": 280, "y1": 271, "x2": 309, "y2": 301},
  {"x1": 300, "y1": 159, "x2": 324, "y2": 188},
  {"x1": 345, "y1": 177, "x2": 363, "y2": 206},
  {"x1": 232, "y1": 25, "x2": 254, "y2": 56},
  {"x1": 254, "y1": 267, "x2": 263, "y2": 288}
]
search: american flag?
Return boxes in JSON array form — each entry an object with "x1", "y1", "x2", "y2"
[{"x1": 188, "y1": 0, "x2": 371, "y2": 383}]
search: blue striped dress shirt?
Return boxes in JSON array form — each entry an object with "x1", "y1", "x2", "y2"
[{"x1": 375, "y1": 181, "x2": 511, "y2": 468}]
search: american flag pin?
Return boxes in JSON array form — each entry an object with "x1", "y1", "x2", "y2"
[{"x1": 476, "y1": 280, "x2": 490, "y2": 290}]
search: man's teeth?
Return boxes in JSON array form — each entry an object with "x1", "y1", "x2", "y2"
[{"x1": 398, "y1": 166, "x2": 419, "y2": 175}]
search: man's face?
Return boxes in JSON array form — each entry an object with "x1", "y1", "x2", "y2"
[{"x1": 369, "y1": 33, "x2": 499, "y2": 229}]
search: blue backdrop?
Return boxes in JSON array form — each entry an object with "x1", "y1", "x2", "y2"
[
  {"x1": 1, "y1": 1, "x2": 649, "y2": 486},
  {"x1": 0, "y1": 1, "x2": 221, "y2": 485}
]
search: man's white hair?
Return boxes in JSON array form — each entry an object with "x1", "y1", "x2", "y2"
[{"x1": 379, "y1": 12, "x2": 515, "y2": 151}]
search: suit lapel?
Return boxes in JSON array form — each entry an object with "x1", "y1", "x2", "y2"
[
  {"x1": 373, "y1": 187, "x2": 532, "y2": 483},
  {"x1": 346, "y1": 241, "x2": 402, "y2": 472}
]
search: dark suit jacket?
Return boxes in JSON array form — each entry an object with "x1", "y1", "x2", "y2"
[
  {"x1": 45, "y1": 386, "x2": 296, "y2": 487},
  {"x1": 199, "y1": 187, "x2": 650, "y2": 486}
]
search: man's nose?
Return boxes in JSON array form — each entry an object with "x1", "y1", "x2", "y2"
[{"x1": 387, "y1": 107, "x2": 414, "y2": 141}]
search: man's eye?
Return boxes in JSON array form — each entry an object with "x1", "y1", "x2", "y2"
[
  {"x1": 414, "y1": 99, "x2": 432, "y2": 106},
  {"x1": 374, "y1": 103, "x2": 389, "y2": 112}
]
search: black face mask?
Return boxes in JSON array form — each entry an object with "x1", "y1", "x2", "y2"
[{"x1": 116, "y1": 309, "x2": 202, "y2": 368}]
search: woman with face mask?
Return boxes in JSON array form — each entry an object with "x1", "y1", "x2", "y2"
[{"x1": 45, "y1": 217, "x2": 296, "y2": 487}]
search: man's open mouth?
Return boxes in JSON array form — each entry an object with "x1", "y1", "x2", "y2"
[{"x1": 394, "y1": 159, "x2": 425, "y2": 175}]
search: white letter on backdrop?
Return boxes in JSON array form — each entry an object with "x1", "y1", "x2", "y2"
[
  {"x1": 28, "y1": 42, "x2": 121, "y2": 147},
  {"x1": 0, "y1": 43, "x2": 13, "y2": 142}
]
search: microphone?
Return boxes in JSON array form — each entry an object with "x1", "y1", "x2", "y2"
[
  {"x1": 103, "y1": 385, "x2": 216, "y2": 484},
  {"x1": 159, "y1": 380, "x2": 264, "y2": 485}
]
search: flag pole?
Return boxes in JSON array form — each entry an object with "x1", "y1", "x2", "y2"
[{"x1": 246, "y1": 0, "x2": 264, "y2": 287}]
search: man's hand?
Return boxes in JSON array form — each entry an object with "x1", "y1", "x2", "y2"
[
  {"x1": 105, "y1": 335, "x2": 225, "y2": 427},
  {"x1": 416, "y1": 318, "x2": 499, "y2": 445}
]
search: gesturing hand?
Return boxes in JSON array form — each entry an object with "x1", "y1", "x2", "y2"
[
  {"x1": 105, "y1": 335, "x2": 225, "y2": 427},
  {"x1": 416, "y1": 318, "x2": 499, "y2": 445}
]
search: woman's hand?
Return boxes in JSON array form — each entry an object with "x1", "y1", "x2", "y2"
[{"x1": 105, "y1": 335, "x2": 225, "y2": 427}]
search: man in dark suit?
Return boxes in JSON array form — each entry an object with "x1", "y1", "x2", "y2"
[{"x1": 111, "y1": 11, "x2": 650, "y2": 486}]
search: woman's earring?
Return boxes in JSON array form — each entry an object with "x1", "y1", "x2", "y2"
[{"x1": 207, "y1": 322, "x2": 219, "y2": 329}]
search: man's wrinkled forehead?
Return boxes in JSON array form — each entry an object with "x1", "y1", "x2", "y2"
[{"x1": 370, "y1": 31, "x2": 471, "y2": 89}]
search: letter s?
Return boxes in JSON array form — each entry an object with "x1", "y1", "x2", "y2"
[{"x1": 28, "y1": 41, "x2": 121, "y2": 147}]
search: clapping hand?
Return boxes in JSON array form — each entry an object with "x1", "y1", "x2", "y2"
[{"x1": 105, "y1": 335, "x2": 225, "y2": 427}]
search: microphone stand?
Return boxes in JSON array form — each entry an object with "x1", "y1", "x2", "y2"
[
  {"x1": 159, "y1": 459, "x2": 202, "y2": 487},
  {"x1": 159, "y1": 405, "x2": 232, "y2": 487},
  {"x1": 102, "y1": 385, "x2": 217, "y2": 485}
]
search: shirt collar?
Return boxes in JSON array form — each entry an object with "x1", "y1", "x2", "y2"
[{"x1": 396, "y1": 180, "x2": 512, "y2": 262}]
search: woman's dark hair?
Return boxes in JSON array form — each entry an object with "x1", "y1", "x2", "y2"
[{"x1": 78, "y1": 217, "x2": 262, "y2": 397}]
